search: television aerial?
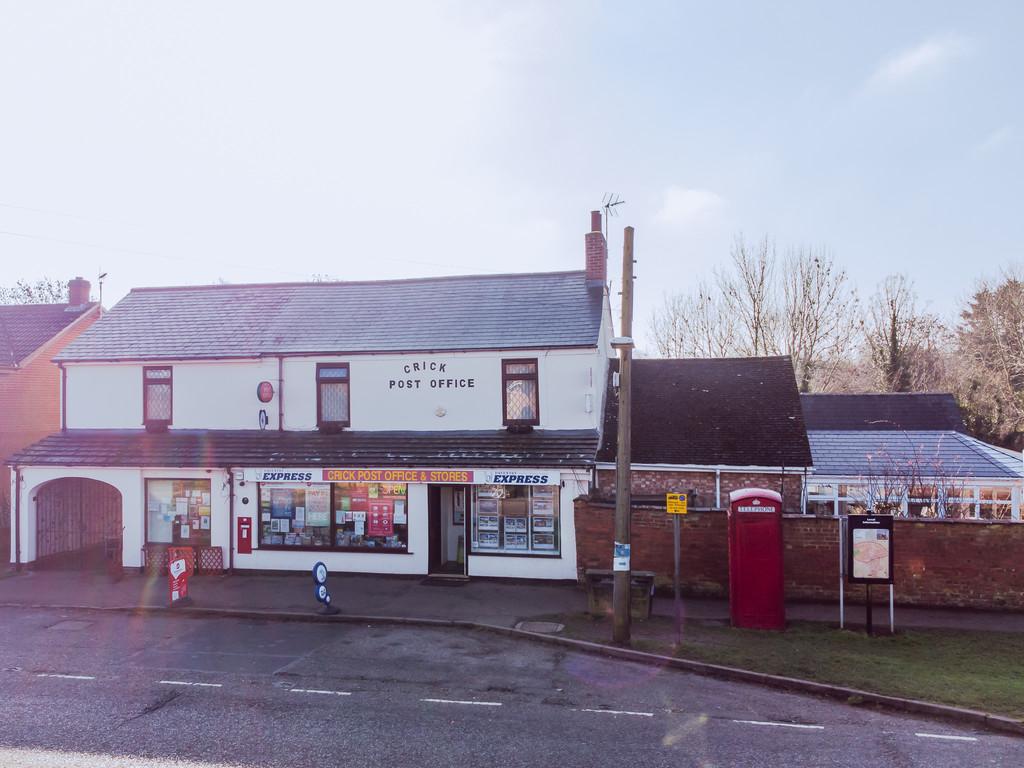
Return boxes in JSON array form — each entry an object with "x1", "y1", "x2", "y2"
[{"x1": 601, "y1": 193, "x2": 625, "y2": 240}]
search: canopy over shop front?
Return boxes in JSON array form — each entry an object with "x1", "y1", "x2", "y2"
[{"x1": 9, "y1": 428, "x2": 600, "y2": 469}]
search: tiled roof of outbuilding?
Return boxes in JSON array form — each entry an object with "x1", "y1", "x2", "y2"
[
  {"x1": 0, "y1": 303, "x2": 96, "y2": 368},
  {"x1": 55, "y1": 271, "x2": 604, "y2": 362},
  {"x1": 800, "y1": 393, "x2": 965, "y2": 432},
  {"x1": 598, "y1": 356, "x2": 813, "y2": 468},
  {"x1": 7, "y1": 429, "x2": 600, "y2": 469},
  {"x1": 807, "y1": 430, "x2": 1023, "y2": 480}
]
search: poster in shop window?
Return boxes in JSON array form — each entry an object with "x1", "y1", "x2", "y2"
[
  {"x1": 367, "y1": 502, "x2": 394, "y2": 537},
  {"x1": 305, "y1": 487, "x2": 331, "y2": 527},
  {"x1": 271, "y1": 490, "x2": 293, "y2": 519}
]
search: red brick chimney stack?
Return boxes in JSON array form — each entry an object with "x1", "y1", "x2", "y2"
[
  {"x1": 68, "y1": 276, "x2": 91, "y2": 306},
  {"x1": 585, "y1": 210, "x2": 607, "y2": 289}
]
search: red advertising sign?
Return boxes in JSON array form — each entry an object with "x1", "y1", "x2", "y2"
[
  {"x1": 367, "y1": 501, "x2": 394, "y2": 537},
  {"x1": 168, "y1": 546, "x2": 194, "y2": 603}
]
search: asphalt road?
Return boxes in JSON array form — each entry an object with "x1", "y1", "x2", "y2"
[{"x1": 0, "y1": 607, "x2": 1018, "y2": 767}]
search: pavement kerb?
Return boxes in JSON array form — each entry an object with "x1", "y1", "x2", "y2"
[{"x1": 3, "y1": 600, "x2": 1021, "y2": 739}]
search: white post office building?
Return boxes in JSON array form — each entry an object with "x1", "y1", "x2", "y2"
[{"x1": 8, "y1": 215, "x2": 614, "y2": 581}]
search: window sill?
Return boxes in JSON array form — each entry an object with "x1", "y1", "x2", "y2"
[
  {"x1": 468, "y1": 550, "x2": 561, "y2": 559},
  {"x1": 256, "y1": 545, "x2": 412, "y2": 555}
]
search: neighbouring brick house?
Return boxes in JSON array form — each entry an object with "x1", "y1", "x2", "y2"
[
  {"x1": 577, "y1": 356, "x2": 813, "y2": 582},
  {"x1": 1, "y1": 278, "x2": 100, "y2": 564}
]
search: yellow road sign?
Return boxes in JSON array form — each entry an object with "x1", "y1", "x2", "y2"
[{"x1": 666, "y1": 492, "x2": 688, "y2": 515}]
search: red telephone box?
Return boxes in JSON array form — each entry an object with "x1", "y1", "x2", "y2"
[
  {"x1": 728, "y1": 488, "x2": 785, "y2": 630},
  {"x1": 237, "y1": 517, "x2": 253, "y2": 555}
]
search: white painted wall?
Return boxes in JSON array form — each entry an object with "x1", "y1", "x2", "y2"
[
  {"x1": 64, "y1": 347, "x2": 610, "y2": 433},
  {"x1": 66, "y1": 360, "x2": 280, "y2": 430}
]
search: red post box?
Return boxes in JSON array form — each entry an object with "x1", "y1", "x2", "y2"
[
  {"x1": 728, "y1": 488, "x2": 785, "y2": 630},
  {"x1": 237, "y1": 517, "x2": 253, "y2": 555}
]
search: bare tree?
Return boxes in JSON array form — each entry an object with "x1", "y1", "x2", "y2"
[
  {"x1": 650, "y1": 282, "x2": 737, "y2": 358},
  {"x1": 0, "y1": 278, "x2": 68, "y2": 304},
  {"x1": 651, "y1": 237, "x2": 859, "y2": 393},
  {"x1": 862, "y1": 274, "x2": 948, "y2": 392},
  {"x1": 954, "y1": 268, "x2": 1024, "y2": 448},
  {"x1": 781, "y1": 247, "x2": 859, "y2": 392},
  {"x1": 718, "y1": 235, "x2": 780, "y2": 356}
]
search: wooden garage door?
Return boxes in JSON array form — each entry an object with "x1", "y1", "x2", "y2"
[{"x1": 36, "y1": 478, "x2": 122, "y2": 569}]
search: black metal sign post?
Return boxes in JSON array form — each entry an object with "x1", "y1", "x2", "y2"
[
  {"x1": 846, "y1": 515, "x2": 894, "y2": 636},
  {"x1": 673, "y1": 514, "x2": 681, "y2": 645},
  {"x1": 666, "y1": 492, "x2": 688, "y2": 646},
  {"x1": 866, "y1": 584, "x2": 873, "y2": 636}
]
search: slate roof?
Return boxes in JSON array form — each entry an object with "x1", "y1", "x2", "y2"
[
  {"x1": 0, "y1": 303, "x2": 96, "y2": 368},
  {"x1": 800, "y1": 393, "x2": 965, "y2": 432},
  {"x1": 807, "y1": 430, "x2": 1024, "y2": 480},
  {"x1": 7, "y1": 429, "x2": 599, "y2": 469},
  {"x1": 55, "y1": 271, "x2": 604, "y2": 362},
  {"x1": 598, "y1": 356, "x2": 813, "y2": 468}
]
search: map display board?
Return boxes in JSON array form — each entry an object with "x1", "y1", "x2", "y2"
[{"x1": 846, "y1": 514, "x2": 894, "y2": 585}]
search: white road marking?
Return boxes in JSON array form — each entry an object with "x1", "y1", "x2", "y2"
[
  {"x1": 580, "y1": 708, "x2": 654, "y2": 718},
  {"x1": 915, "y1": 733, "x2": 978, "y2": 742},
  {"x1": 157, "y1": 680, "x2": 222, "y2": 688},
  {"x1": 291, "y1": 688, "x2": 352, "y2": 696},
  {"x1": 35, "y1": 673, "x2": 96, "y2": 681},
  {"x1": 732, "y1": 719, "x2": 825, "y2": 731},
  {"x1": 420, "y1": 698, "x2": 502, "y2": 707}
]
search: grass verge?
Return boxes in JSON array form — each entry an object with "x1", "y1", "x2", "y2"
[{"x1": 551, "y1": 613, "x2": 1024, "y2": 720}]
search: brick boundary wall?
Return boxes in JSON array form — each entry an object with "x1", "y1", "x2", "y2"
[
  {"x1": 595, "y1": 469, "x2": 805, "y2": 514},
  {"x1": 574, "y1": 497, "x2": 1024, "y2": 611}
]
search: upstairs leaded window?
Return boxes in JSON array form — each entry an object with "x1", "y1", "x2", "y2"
[
  {"x1": 502, "y1": 359, "x2": 539, "y2": 427},
  {"x1": 317, "y1": 363, "x2": 350, "y2": 429},
  {"x1": 143, "y1": 366, "x2": 172, "y2": 430}
]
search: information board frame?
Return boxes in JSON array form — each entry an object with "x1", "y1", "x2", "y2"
[{"x1": 846, "y1": 514, "x2": 894, "y2": 586}]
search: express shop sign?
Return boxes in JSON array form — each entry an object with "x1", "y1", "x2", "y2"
[{"x1": 252, "y1": 468, "x2": 559, "y2": 485}]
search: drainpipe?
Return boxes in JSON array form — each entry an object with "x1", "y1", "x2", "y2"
[
  {"x1": 13, "y1": 466, "x2": 21, "y2": 571},
  {"x1": 227, "y1": 468, "x2": 235, "y2": 574},
  {"x1": 59, "y1": 364, "x2": 67, "y2": 431},
  {"x1": 277, "y1": 356, "x2": 284, "y2": 431},
  {"x1": 714, "y1": 469, "x2": 721, "y2": 509}
]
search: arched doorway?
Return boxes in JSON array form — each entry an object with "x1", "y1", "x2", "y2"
[{"x1": 35, "y1": 478, "x2": 123, "y2": 570}]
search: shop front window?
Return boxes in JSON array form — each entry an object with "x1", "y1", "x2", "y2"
[
  {"x1": 471, "y1": 485, "x2": 559, "y2": 556},
  {"x1": 258, "y1": 482, "x2": 408, "y2": 551},
  {"x1": 146, "y1": 479, "x2": 212, "y2": 547}
]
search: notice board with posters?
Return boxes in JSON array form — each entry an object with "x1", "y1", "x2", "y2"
[{"x1": 846, "y1": 514, "x2": 894, "y2": 585}]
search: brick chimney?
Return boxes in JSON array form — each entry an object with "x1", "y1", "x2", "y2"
[
  {"x1": 585, "y1": 210, "x2": 606, "y2": 289},
  {"x1": 68, "y1": 276, "x2": 91, "y2": 307}
]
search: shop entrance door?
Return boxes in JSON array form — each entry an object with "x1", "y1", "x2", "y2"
[{"x1": 427, "y1": 485, "x2": 468, "y2": 577}]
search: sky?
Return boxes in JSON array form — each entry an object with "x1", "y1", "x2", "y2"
[{"x1": 0, "y1": 1, "x2": 1021, "y2": 350}]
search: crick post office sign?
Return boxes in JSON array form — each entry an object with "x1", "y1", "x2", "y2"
[{"x1": 387, "y1": 359, "x2": 477, "y2": 391}]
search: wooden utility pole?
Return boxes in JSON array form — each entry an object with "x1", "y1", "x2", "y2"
[{"x1": 612, "y1": 226, "x2": 635, "y2": 646}]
